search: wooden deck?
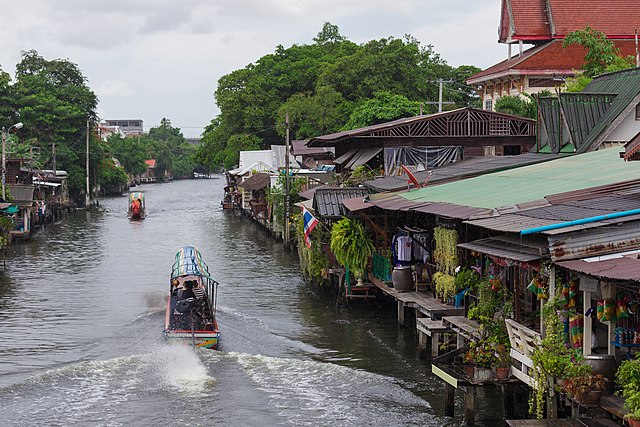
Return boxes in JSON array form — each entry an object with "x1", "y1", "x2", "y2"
[
  {"x1": 442, "y1": 316, "x2": 482, "y2": 341},
  {"x1": 369, "y1": 274, "x2": 464, "y2": 320}
]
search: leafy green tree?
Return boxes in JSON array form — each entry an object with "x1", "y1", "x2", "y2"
[
  {"x1": 343, "y1": 91, "x2": 421, "y2": 129},
  {"x1": 10, "y1": 50, "x2": 98, "y2": 201},
  {"x1": 223, "y1": 134, "x2": 261, "y2": 170},
  {"x1": 107, "y1": 134, "x2": 148, "y2": 175},
  {"x1": 495, "y1": 95, "x2": 535, "y2": 118},
  {"x1": 98, "y1": 155, "x2": 128, "y2": 194},
  {"x1": 276, "y1": 85, "x2": 349, "y2": 139},
  {"x1": 563, "y1": 26, "x2": 635, "y2": 77}
]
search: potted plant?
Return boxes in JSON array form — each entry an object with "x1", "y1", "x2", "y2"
[
  {"x1": 465, "y1": 340, "x2": 496, "y2": 381},
  {"x1": 330, "y1": 217, "x2": 374, "y2": 286},
  {"x1": 562, "y1": 374, "x2": 607, "y2": 404},
  {"x1": 494, "y1": 343, "x2": 511, "y2": 380},
  {"x1": 616, "y1": 356, "x2": 640, "y2": 426}
]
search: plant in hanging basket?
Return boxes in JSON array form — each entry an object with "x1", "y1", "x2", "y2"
[{"x1": 330, "y1": 217, "x2": 374, "y2": 282}]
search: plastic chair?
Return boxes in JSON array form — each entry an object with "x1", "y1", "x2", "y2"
[{"x1": 454, "y1": 288, "x2": 469, "y2": 308}]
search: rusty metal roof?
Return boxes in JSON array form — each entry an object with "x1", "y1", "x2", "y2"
[
  {"x1": 291, "y1": 140, "x2": 334, "y2": 157},
  {"x1": 458, "y1": 235, "x2": 548, "y2": 262},
  {"x1": 412, "y1": 203, "x2": 492, "y2": 220},
  {"x1": 239, "y1": 173, "x2": 271, "y2": 191},
  {"x1": 557, "y1": 250, "x2": 640, "y2": 281},
  {"x1": 313, "y1": 187, "x2": 368, "y2": 219},
  {"x1": 364, "y1": 152, "x2": 563, "y2": 192}
]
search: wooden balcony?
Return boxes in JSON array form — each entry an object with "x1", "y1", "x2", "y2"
[{"x1": 505, "y1": 318, "x2": 541, "y2": 387}]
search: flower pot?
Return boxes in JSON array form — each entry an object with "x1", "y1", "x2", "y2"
[
  {"x1": 464, "y1": 365, "x2": 475, "y2": 378},
  {"x1": 474, "y1": 367, "x2": 492, "y2": 382},
  {"x1": 583, "y1": 354, "x2": 617, "y2": 395},
  {"x1": 628, "y1": 417, "x2": 640, "y2": 427},
  {"x1": 495, "y1": 367, "x2": 510, "y2": 380}
]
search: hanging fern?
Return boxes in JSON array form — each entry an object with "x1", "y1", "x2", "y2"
[
  {"x1": 433, "y1": 226, "x2": 458, "y2": 275},
  {"x1": 330, "y1": 217, "x2": 374, "y2": 279}
]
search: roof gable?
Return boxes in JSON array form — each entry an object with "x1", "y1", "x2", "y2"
[{"x1": 548, "y1": 0, "x2": 640, "y2": 38}]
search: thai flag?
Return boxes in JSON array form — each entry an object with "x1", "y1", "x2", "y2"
[{"x1": 302, "y1": 206, "x2": 319, "y2": 249}]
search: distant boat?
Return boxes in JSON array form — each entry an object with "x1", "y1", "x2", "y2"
[
  {"x1": 128, "y1": 192, "x2": 146, "y2": 220},
  {"x1": 163, "y1": 246, "x2": 220, "y2": 349}
]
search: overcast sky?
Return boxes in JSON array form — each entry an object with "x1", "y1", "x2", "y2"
[{"x1": 0, "y1": 0, "x2": 508, "y2": 138}]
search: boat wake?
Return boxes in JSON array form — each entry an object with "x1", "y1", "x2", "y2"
[{"x1": 150, "y1": 343, "x2": 217, "y2": 396}]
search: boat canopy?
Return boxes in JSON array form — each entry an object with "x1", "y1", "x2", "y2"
[
  {"x1": 171, "y1": 246, "x2": 212, "y2": 279},
  {"x1": 129, "y1": 192, "x2": 144, "y2": 201}
]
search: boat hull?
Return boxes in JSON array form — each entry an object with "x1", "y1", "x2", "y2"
[{"x1": 162, "y1": 329, "x2": 220, "y2": 349}]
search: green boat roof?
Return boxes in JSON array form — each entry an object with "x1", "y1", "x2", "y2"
[{"x1": 399, "y1": 148, "x2": 640, "y2": 209}]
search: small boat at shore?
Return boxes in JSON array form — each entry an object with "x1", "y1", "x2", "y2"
[
  {"x1": 163, "y1": 246, "x2": 220, "y2": 349},
  {"x1": 128, "y1": 192, "x2": 146, "y2": 219}
]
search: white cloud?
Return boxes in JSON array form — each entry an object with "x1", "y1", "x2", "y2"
[{"x1": 0, "y1": 0, "x2": 505, "y2": 137}]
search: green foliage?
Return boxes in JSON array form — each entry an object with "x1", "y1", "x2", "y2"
[
  {"x1": 340, "y1": 165, "x2": 380, "y2": 187},
  {"x1": 562, "y1": 26, "x2": 635, "y2": 77},
  {"x1": 564, "y1": 74, "x2": 593, "y2": 92},
  {"x1": 343, "y1": 91, "x2": 421, "y2": 129},
  {"x1": 616, "y1": 355, "x2": 640, "y2": 420},
  {"x1": 277, "y1": 85, "x2": 349, "y2": 139},
  {"x1": 197, "y1": 23, "x2": 473, "y2": 170},
  {"x1": 98, "y1": 156, "x2": 128, "y2": 192},
  {"x1": 433, "y1": 226, "x2": 458, "y2": 275},
  {"x1": 8, "y1": 50, "x2": 98, "y2": 201},
  {"x1": 266, "y1": 174, "x2": 304, "y2": 234},
  {"x1": 529, "y1": 290, "x2": 585, "y2": 419},
  {"x1": 0, "y1": 215, "x2": 14, "y2": 250},
  {"x1": 433, "y1": 272, "x2": 456, "y2": 301},
  {"x1": 495, "y1": 94, "x2": 537, "y2": 119},
  {"x1": 455, "y1": 267, "x2": 480, "y2": 291},
  {"x1": 107, "y1": 134, "x2": 148, "y2": 175},
  {"x1": 294, "y1": 212, "x2": 330, "y2": 284},
  {"x1": 330, "y1": 217, "x2": 374, "y2": 279}
]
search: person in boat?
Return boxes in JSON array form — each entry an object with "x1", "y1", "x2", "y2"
[{"x1": 174, "y1": 280, "x2": 202, "y2": 329}]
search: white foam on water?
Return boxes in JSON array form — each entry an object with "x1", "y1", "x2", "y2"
[
  {"x1": 230, "y1": 351, "x2": 430, "y2": 426},
  {"x1": 150, "y1": 343, "x2": 216, "y2": 396}
]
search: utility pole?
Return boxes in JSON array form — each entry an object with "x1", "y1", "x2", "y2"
[
  {"x1": 426, "y1": 79, "x2": 455, "y2": 113},
  {"x1": 1, "y1": 127, "x2": 5, "y2": 201},
  {"x1": 52, "y1": 142, "x2": 56, "y2": 174},
  {"x1": 86, "y1": 119, "x2": 90, "y2": 208},
  {"x1": 284, "y1": 113, "x2": 291, "y2": 251}
]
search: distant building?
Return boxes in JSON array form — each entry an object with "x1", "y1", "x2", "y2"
[
  {"x1": 185, "y1": 138, "x2": 201, "y2": 145},
  {"x1": 103, "y1": 119, "x2": 144, "y2": 137},
  {"x1": 97, "y1": 122, "x2": 124, "y2": 141}
]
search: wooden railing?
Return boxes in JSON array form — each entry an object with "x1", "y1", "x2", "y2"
[{"x1": 505, "y1": 318, "x2": 541, "y2": 387}]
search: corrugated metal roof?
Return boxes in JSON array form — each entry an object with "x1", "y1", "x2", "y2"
[
  {"x1": 548, "y1": 221, "x2": 640, "y2": 261},
  {"x1": 537, "y1": 68, "x2": 640, "y2": 154},
  {"x1": 458, "y1": 235, "x2": 548, "y2": 262},
  {"x1": 291, "y1": 140, "x2": 334, "y2": 157},
  {"x1": 239, "y1": 150, "x2": 273, "y2": 170},
  {"x1": 313, "y1": 188, "x2": 368, "y2": 219},
  {"x1": 344, "y1": 148, "x2": 382, "y2": 169},
  {"x1": 412, "y1": 203, "x2": 492, "y2": 220},
  {"x1": 342, "y1": 196, "x2": 373, "y2": 212},
  {"x1": 557, "y1": 251, "x2": 640, "y2": 281},
  {"x1": 400, "y1": 148, "x2": 640, "y2": 209},
  {"x1": 239, "y1": 173, "x2": 271, "y2": 191},
  {"x1": 364, "y1": 152, "x2": 563, "y2": 192}
]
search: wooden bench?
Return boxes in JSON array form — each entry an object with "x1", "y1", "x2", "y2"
[{"x1": 416, "y1": 317, "x2": 452, "y2": 356}]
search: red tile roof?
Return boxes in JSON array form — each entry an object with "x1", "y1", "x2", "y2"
[
  {"x1": 548, "y1": 0, "x2": 640, "y2": 38},
  {"x1": 145, "y1": 159, "x2": 156, "y2": 168},
  {"x1": 468, "y1": 39, "x2": 638, "y2": 83},
  {"x1": 500, "y1": 0, "x2": 640, "y2": 42}
]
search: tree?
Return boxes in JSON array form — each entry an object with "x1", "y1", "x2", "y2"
[
  {"x1": 276, "y1": 85, "x2": 349, "y2": 139},
  {"x1": 495, "y1": 95, "x2": 536, "y2": 119},
  {"x1": 313, "y1": 22, "x2": 346, "y2": 45},
  {"x1": 343, "y1": 91, "x2": 421, "y2": 129},
  {"x1": 107, "y1": 134, "x2": 148, "y2": 175},
  {"x1": 10, "y1": 50, "x2": 98, "y2": 201},
  {"x1": 562, "y1": 26, "x2": 635, "y2": 77}
]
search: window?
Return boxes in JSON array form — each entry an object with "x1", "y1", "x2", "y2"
[{"x1": 484, "y1": 99, "x2": 493, "y2": 111}]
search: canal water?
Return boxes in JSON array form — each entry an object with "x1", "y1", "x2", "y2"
[{"x1": 0, "y1": 179, "x2": 502, "y2": 426}]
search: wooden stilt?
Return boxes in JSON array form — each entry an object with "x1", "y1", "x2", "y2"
[
  {"x1": 464, "y1": 386, "x2": 476, "y2": 426},
  {"x1": 397, "y1": 300, "x2": 405, "y2": 325},
  {"x1": 444, "y1": 383, "x2": 455, "y2": 417},
  {"x1": 431, "y1": 333, "x2": 440, "y2": 356}
]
